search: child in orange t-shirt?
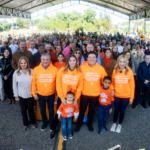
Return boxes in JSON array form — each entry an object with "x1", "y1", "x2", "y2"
[
  {"x1": 98, "y1": 76, "x2": 114, "y2": 134},
  {"x1": 57, "y1": 91, "x2": 79, "y2": 141},
  {"x1": 54, "y1": 53, "x2": 65, "y2": 70}
]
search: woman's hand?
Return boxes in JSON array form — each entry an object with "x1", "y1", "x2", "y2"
[
  {"x1": 129, "y1": 101, "x2": 133, "y2": 105},
  {"x1": 61, "y1": 99, "x2": 67, "y2": 106},
  {"x1": 111, "y1": 90, "x2": 115, "y2": 97},
  {"x1": 0, "y1": 68, "x2": 2, "y2": 71},
  {"x1": 34, "y1": 95, "x2": 39, "y2": 100},
  {"x1": 73, "y1": 99, "x2": 77, "y2": 106},
  {"x1": 109, "y1": 108, "x2": 112, "y2": 114},
  {"x1": 15, "y1": 97, "x2": 20, "y2": 101},
  {"x1": 4, "y1": 75, "x2": 7, "y2": 80}
]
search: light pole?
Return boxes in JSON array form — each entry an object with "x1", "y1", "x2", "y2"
[{"x1": 11, "y1": 14, "x2": 14, "y2": 36}]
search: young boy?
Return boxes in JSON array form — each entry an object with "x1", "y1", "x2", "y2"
[
  {"x1": 98, "y1": 76, "x2": 114, "y2": 134},
  {"x1": 54, "y1": 53, "x2": 65, "y2": 70},
  {"x1": 57, "y1": 91, "x2": 79, "y2": 141}
]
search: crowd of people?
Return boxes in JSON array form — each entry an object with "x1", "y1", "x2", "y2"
[{"x1": 0, "y1": 32, "x2": 150, "y2": 141}]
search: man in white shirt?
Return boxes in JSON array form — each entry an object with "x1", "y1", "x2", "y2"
[
  {"x1": 9, "y1": 39, "x2": 18, "y2": 54},
  {"x1": 28, "y1": 40, "x2": 38, "y2": 55},
  {"x1": 131, "y1": 43, "x2": 144, "y2": 58},
  {"x1": 117, "y1": 40, "x2": 123, "y2": 54}
]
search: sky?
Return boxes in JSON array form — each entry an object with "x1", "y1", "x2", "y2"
[{"x1": 0, "y1": 3, "x2": 129, "y2": 25}]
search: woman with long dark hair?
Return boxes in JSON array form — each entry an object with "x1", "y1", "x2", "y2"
[
  {"x1": 0, "y1": 49, "x2": 14, "y2": 104},
  {"x1": 124, "y1": 51, "x2": 135, "y2": 74},
  {"x1": 111, "y1": 44, "x2": 119, "y2": 60},
  {"x1": 96, "y1": 45, "x2": 105, "y2": 59}
]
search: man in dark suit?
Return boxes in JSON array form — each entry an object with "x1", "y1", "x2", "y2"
[
  {"x1": 30, "y1": 43, "x2": 45, "y2": 69},
  {"x1": 132, "y1": 52, "x2": 150, "y2": 108}
]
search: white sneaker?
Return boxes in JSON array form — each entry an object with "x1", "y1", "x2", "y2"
[
  {"x1": 110, "y1": 123, "x2": 117, "y2": 132},
  {"x1": 63, "y1": 136, "x2": 67, "y2": 141},
  {"x1": 115, "y1": 125, "x2": 122, "y2": 133}
]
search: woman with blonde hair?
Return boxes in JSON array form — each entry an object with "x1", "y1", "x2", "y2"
[
  {"x1": 110, "y1": 55, "x2": 135, "y2": 133},
  {"x1": 50, "y1": 54, "x2": 83, "y2": 139},
  {"x1": 111, "y1": 44, "x2": 119, "y2": 60},
  {"x1": 135, "y1": 50, "x2": 144, "y2": 73},
  {"x1": 13, "y1": 56, "x2": 37, "y2": 130}
]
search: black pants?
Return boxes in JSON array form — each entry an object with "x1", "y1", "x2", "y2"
[
  {"x1": 38, "y1": 93, "x2": 55, "y2": 125},
  {"x1": 19, "y1": 97, "x2": 36, "y2": 126},
  {"x1": 53, "y1": 97, "x2": 61, "y2": 130},
  {"x1": 134, "y1": 84, "x2": 150, "y2": 107},
  {"x1": 77, "y1": 95, "x2": 99, "y2": 127},
  {"x1": 113, "y1": 97, "x2": 129, "y2": 124},
  {"x1": 4, "y1": 77, "x2": 13, "y2": 99}
]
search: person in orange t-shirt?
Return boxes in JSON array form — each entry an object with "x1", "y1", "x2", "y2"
[
  {"x1": 50, "y1": 54, "x2": 83, "y2": 139},
  {"x1": 57, "y1": 91, "x2": 79, "y2": 141},
  {"x1": 110, "y1": 55, "x2": 135, "y2": 134},
  {"x1": 54, "y1": 53, "x2": 65, "y2": 70},
  {"x1": 98, "y1": 76, "x2": 114, "y2": 134}
]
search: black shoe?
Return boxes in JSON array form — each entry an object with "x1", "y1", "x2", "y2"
[
  {"x1": 41, "y1": 123, "x2": 48, "y2": 131},
  {"x1": 49, "y1": 124, "x2": 53, "y2": 131},
  {"x1": 74, "y1": 125, "x2": 81, "y2": 132},
  {"x1": 50, "y1": 130, "x2": 56, "y2": 139},
  {"x1": 87, "y1": 124, "x2": 94, "y2": 132}
]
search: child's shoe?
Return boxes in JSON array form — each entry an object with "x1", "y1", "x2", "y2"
[
  {"x1": 68, "y1": 135, "x2": 73, "y2": 139},
  {"x1": 110, "y1": 123, "x2": 116, "y2": 132},
  {"x1": 115, "y1": 124, "x2": 122, "y2": 133},
  {"x1": 63, "y1": 136, "x2": 67, "y2": 141},
  {"x1": 98, "y1": 128, "x2": 102, "y2": 134}
]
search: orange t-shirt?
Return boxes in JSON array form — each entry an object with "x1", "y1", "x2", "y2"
[
  {"x1": 57, "y1": 103, "x2": 79, "y2": 118},
  {"x1": 54, "y1": 62, "x2": 66, "y2": 70},
  {"x1": 27, "y1": 41, "x2": 30, "y2": 50},
  {"x1": 99, "y1": 87, "x2": 114, "y2": 106}
]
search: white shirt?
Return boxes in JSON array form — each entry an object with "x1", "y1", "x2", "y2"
[
  {"x1": 9, "y1": 44, "x2": 18, "y2": 54},
  {"x1": 28, "y1": 48, "x2": 38, "y2": 55},
  {"x1": 13, "y1": 69, "x2": 33, "y2": 98},
  {"x1": 117, "y1": 45, "x2": 123, "y2": 54}
]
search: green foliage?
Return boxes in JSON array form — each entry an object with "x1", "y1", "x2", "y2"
[
  {"x1": 0, "y1": 20, "x2": 11, "y2": 31},
  {"x1": 32, "y1": 8, "x2": 112, "y2": 32},
  {"x1": 112, "y1": 26, "x2": 119, "y2": 34},
  {"x1": 16, "y1": 18, "x2": 24, "y2": 28}
]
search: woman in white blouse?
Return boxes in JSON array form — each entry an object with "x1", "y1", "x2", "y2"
[{"x1": 13, "y1": 56, "x2": 37, "y2": 130}]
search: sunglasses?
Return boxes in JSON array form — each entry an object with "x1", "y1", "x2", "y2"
[{"x1": 75, "y1": 52, "x2": 81, "y2": 54}]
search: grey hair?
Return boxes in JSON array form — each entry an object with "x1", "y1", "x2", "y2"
[{"x1": 41, "y1": 53, "x2": 51, "y2": 60}]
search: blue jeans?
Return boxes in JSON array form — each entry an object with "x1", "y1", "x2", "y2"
[
  {"x1": 98, "y1": 104, "x2": 110, "y2": 129},
  {"x1": 113, "y1": 97, "x2": 129, "y2": 124},
  {"x1": 38, "y1": 93, "x2": 55, "y2": 125},
  {"x1": 61, "y1": 116, "x2": 72, "y2": 137}
]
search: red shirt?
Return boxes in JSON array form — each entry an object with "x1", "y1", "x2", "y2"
[{"x1": 105, "y1": 57, "x2": 111, "y2": 68}]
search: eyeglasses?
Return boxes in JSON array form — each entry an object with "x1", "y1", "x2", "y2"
[{"x1": 75, "y1": 52, "x2": 81, "y2": 54}]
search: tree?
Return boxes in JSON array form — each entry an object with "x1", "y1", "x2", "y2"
[
  {"x1": 32, "y1": 8, "x2": 112, "y2": 33},
  {"x1": 0, "y1": 20, "x2": 11, "y2": 31},
  {"x1": 83, "y1": 8, "x2": 96, "y2": 23},
  {"x1": 16, "y1": 18, "x2": 24, "y2": 28}
]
